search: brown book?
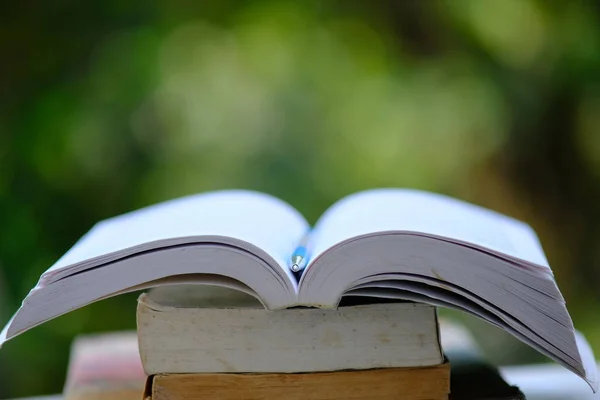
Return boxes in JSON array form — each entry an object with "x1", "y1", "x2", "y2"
[
  {"x1": 63, "y1": 332, "x2": 146, "y2": 400},
  {"x1": 145, "y1": 362, "x2": 450, "y2": 400}
]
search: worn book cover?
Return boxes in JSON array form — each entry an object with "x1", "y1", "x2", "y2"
[{"x1": 144, "y1": 363, "x2": 451, "y2": 400}]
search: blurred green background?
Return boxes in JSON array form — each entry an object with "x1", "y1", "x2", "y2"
[{"x1": 1, "y1": 0, "x2": 600, "y2": 397}]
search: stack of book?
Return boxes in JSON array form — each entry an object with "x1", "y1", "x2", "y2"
[
  {"x1": 0, "y1": 189, "x2": 597, "y2": 399},
  {"x1": 60, "y1": 287, "x2": 525, "y2": 400},
  {"x1": 137, "y1": 287, "x2": 450, "y2": 399}
]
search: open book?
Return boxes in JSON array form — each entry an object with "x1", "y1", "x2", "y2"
[{"x1": 0, "y1": 189, "x2": 597, "y2": 389}]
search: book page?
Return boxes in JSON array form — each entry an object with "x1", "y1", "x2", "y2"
[
  {"x1": 46, "y1": 190, "x2": 308, "y2": 283},
  {"x1": 309, "y1": 188, "x2": 549, "y2": 268}
]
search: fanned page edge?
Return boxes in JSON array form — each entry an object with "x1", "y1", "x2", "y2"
[
  {"x1": 0, "y1": 244, "x2": 300, "y2": 349},
  {"x1": 297, "y1": 188, "x2": 595, "y2": 389},
  {"x1": 40, "y1": 190, "x2": 308, "y2": 286},
  {"x1": 0, "y1": 190, "x2": 310, "y2": 347},
  {"x1": 300, "y1": 234, "x2": 594, "y2": 388}
]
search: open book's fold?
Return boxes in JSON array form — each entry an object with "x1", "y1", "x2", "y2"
[{"x1": 0, "y1": 188, "x2": 596, "y2": 391}]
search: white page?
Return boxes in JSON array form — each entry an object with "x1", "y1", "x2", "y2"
[
  {"x1": 44, "y1": 190, "x2": 308, "y2": 284},
  {"x1": 309, "y1": 188, "x2": 549, "y2": 267}
]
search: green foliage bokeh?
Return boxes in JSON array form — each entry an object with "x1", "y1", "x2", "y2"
[{"x1": 1, "y1": 0, "x2": 599, "y2": 397}]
